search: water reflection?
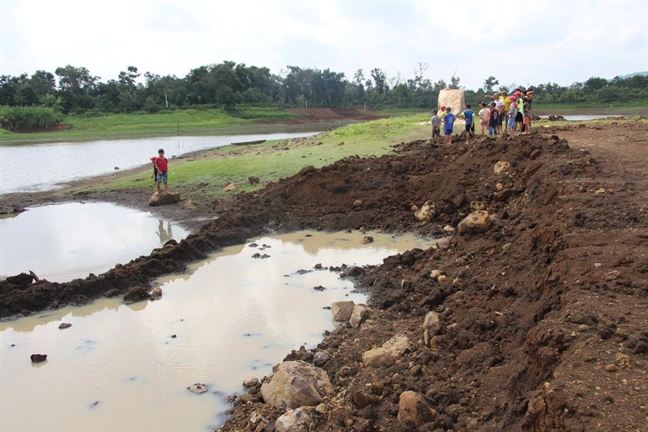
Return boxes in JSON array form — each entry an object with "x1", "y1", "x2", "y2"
[
  {"x1": 0, "y1": 202, "x2": 189, "y2": 282},
  {"x1": 0, "y1": 230, "x2": 431, "y2": 431}
]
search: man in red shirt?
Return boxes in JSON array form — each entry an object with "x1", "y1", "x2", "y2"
[{"x1": 150, "y1": 148, "x2": 169, "y2": 194}]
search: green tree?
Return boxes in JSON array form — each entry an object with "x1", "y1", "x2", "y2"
[{"x1": 483, "y1": 76, "x2": 499, "y2": 93}]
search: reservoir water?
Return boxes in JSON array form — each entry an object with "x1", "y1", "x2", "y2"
[
  {"x1": 0, "y1": 230, "x2": 433, "y2": 431},
  {"x1": 0, "y1": 132, "x2": 318, "y2": 194},
  {"x1": 0, "y1": 202, "x2": 189, "y2": 282}
]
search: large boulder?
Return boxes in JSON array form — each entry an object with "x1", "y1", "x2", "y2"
[
  {"x1": 260, "y1": 361, "x2": 334, "y2": 410},
  {"x1": 398, "y1": 391, "x2": 438, "y2": 428},
  {"x1": 457, "y1": 211, "x2": 491, "y2": 235},
  {"x1": 438, "y1": 89, "x2": 465, "y2": 117},
  {"x1": 148, "y1": 192, "x2": 180, "y2": 207}
]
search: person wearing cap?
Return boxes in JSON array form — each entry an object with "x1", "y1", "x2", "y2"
[
  {"x1": 443, "y1": 106, "x2": 455, "y2": 144},
  {"x1": 150, "y1": 148, "x2": 169, "y2": 194},
  {"x1": 478, "y1": 102, "x2": 490, "y2": 136},
  {"x1": 439, "y1": 105, "x2": 447, "y2": 124},
  {"x1": 523, "y1": 97, "x2": 532, "y2": 134}
]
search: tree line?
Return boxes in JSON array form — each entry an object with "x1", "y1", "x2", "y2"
[{"x1": 1, "y1": 62, "x2": 646, "y2": 116}]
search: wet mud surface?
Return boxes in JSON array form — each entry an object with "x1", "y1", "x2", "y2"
[{"x1": 2, "y1": 120, "x2": 647, "y2": 431}]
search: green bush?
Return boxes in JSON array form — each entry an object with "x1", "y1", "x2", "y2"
[{"x1": 0, "y1": 106, "x2": 63, "y2": 131}]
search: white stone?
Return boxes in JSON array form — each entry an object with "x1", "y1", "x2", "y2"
[
  {"x1": 243, "y1": 376, "x2": 259, "y2": 388},
  {"x1": 362, "y1": 348, "x2": 395, "y2": 368},
  {"x1": 275, "y1": 407, "x2": 316, "y2": 432},
  {"x1": 423, "y1": 312, "x2": 441, "y2": 346},
  {"x1": 350, "y1": 304, "x2": 370, "y2": 329},
  {"x1": 438, "y1": 89, "x2": 465, "y2": 117},
  {"x1": 331, "y1": 301, "x2": 355, "y2": 322},
  {"x1": 493, "y1": 161, "x2": 511, "y2": 175},
  {"x1": 415, "y1": 201, "x2": 435, "y2": 222},
  {"x1": 382, "y1": 334, "x2": 411, "y2": 357}
]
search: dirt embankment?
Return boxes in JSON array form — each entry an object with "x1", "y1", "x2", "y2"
[{"x1": 1, "y1": 121, "x2": 647, "y2": 431}]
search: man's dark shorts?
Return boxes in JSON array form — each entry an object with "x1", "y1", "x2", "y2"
[
  {"x1": 516, "y1": 112, "x2": 523, "y2": 122},
  {"x1": 432, "y1": 126, "x2": 440, "y2": 138}
]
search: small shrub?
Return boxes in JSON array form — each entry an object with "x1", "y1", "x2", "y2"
[{"x1": 0, "y1": 106, "x2": 63, "y2": 131}]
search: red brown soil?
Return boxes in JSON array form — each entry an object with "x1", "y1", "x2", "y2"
[{"x1": 1, "y1": 121, "x2": 647, "y2": 431}]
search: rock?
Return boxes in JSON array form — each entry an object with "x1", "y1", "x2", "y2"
[
  {"x1": 114, "y1": 166, "x2": 119, "y2": 170},
  {"x1": 248, "y1": 176, "x2": 260, "y2": 184},
  {"x1": 438, "y1": 275, "x2": 447, "y2": 283},
  {"x1": 361, "y1": 236, "x2": 374, "y2": 244},
  {"x1": 493, "y1": 189, "x2": 514, "y2": 202},
  {"x1": 401, "y1": 279, "x2": 413, "y2": 291},
  {"x1": 470, "y1": 201, "x2": 486, "y2": 211},
  {"x1": 595, "y1": 188, "x2": 606, "y2": 194},
  {"x1": 187, "y1": 383, "x2": 208, "y2": 394},
  {"x1": 438, "y1": 89, "x2": 465, "y2": 117},
  {"x1": 260, "y1": 361, "x2": 334, "y2": 410},
  {"x1": 352, "y1": 391, "x2": 377, "y2": 409},
  {"x1": 148, "y1": 192, "x2": 180, "y2": 207},
  {"x1": 30, "y1": 354, "x2": 47, "y2": 363},
  {"x1": 423, "y1": 312, "x2": 441, "y2": 346},
  {"x1": 275, "y1": 407, "x2": 316, "y2": 432},
  {"x1": 615, "y1": 353, "x2": 631, "y2": 369},
  {"x1": 383, "y1": 334, "x2": 411, "y2": 357},
  {"x1": 316, "y1": 403, "x2": 326, "y2": 414},
  {"x1": 397, "y1": 391, "x2": 438, "y2": 428},
  {"x1": 331, "y1": 301, "x2": 355, "y2": 322},
  {"x1": 350, "y1": 304, "x2": 370, "y2": 329},
  {"x1": 457, "y1": 211, "x2": 491, "y2": 235},
  {"x1": 243, "y1": 376, "x2": 259, "y2": 388},
  {"x1": 313, "y1": 351, "x2": 330, "y2": 367},
  {"x1": 435, "y1": 237, "x2": 451, "y2": 250},
  {"x1": 605, "y1": 364, "x2": 618, "y2": 373},
  {"x1": 223, "y1": 182, "x2": 237, "y2": 192},
  {"x1": 415, "y1": 201, "x2": 435, "y2": 222},
  {"x1": 443, "y1": 225, "x2": 455, "y2": 232},
  {"x1": 494, "y1": 161, "x2": 511, "y2": 175},
  {"x1": 5, "y1": 272, "x2": 34, "y2": 286},
  {"x1": 362, "y1": 348, "x2": 395, "y2": 368},
  {"x1": 150, "y1": 287, "x2": 162, "y2": 300},
  {"x1": 58, "y1": 323, "x2": 72, "y2": 330},
  {"x1": 430, "y1": 270, "x2": 443, "y2": 279},
  {"x1": 123, "y1": 285, "x2": 150, "y2": 304}
]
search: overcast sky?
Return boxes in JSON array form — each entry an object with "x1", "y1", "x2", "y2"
[{"x1": 1, "y1": 0, "x2": 647, "y2": 90}]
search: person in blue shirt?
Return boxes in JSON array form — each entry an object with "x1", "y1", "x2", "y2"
[
  {"x1": 461, "y1": 104, "x2": 475, "y2": 144},
  {"x1": 443, "y1": 107, "x2": 455, "y2": 144}
]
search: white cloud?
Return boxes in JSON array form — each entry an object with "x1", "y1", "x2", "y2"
[{"x1": 1, "y1": 0, "x2": 646, "y2": 88}]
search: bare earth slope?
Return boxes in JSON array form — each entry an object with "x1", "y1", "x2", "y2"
[{"x1": 1, "y1": 121, "x2": 646, "y2": 431}]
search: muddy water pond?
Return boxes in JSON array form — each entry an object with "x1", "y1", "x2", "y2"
[
  {"x1": 0, "y1": 131, "x2": 318, "y2": 194},
  {"x1": 0, "y1": 230, "x2": 432, "y2": 431},
  {"x1": 0, "y1": 202, "x2": 189, "y2": 282}
]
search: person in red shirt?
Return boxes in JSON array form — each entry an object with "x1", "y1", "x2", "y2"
[{"x1": 150, "y1": 148, "x2": 169, "y2": 194}]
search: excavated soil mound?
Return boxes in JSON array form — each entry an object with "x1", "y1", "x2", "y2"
[{"x1": 1, "y1": 124, "x2": 647, "y2": 431}]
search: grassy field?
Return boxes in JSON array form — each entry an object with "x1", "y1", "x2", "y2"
[
  {"x1": 533, "y1": 103, "x2": 648, "y2": 116},
  {"x1": 78, "y1": 113, "x2": 431, "y2": 202},
  {"x1": 0, "y1": 107, "x2": 297, "y2": 143}
]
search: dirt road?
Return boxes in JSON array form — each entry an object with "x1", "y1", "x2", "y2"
[{"x1": 1, "y1": 120, "x2": 646, "y2": 431}]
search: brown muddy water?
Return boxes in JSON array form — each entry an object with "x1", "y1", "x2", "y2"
[{"x1": 0, "y1": 230, "x2": 433, "y2": 431}]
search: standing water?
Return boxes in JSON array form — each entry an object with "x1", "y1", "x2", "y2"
[
  {"x1": 0, "y1": 230, "x2": 432, "y2": 431},
  {"x1": 0, "y1": 132, "x2": 318, "y2": 194},
  {"x1": 0, "y1": 202, "x2": 189, "y2": 282}
]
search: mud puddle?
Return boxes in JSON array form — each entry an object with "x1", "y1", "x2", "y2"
[
  {"x1": 0, "y1": 230, "x2": 432, "y2": 431},
  {"x1": 0, "y1": 202, "x2": 189, "y2": 282}
]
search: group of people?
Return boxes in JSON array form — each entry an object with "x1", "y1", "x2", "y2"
[{"x1": 431, "y1": 88, "x2": 534, "y2": 144}]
